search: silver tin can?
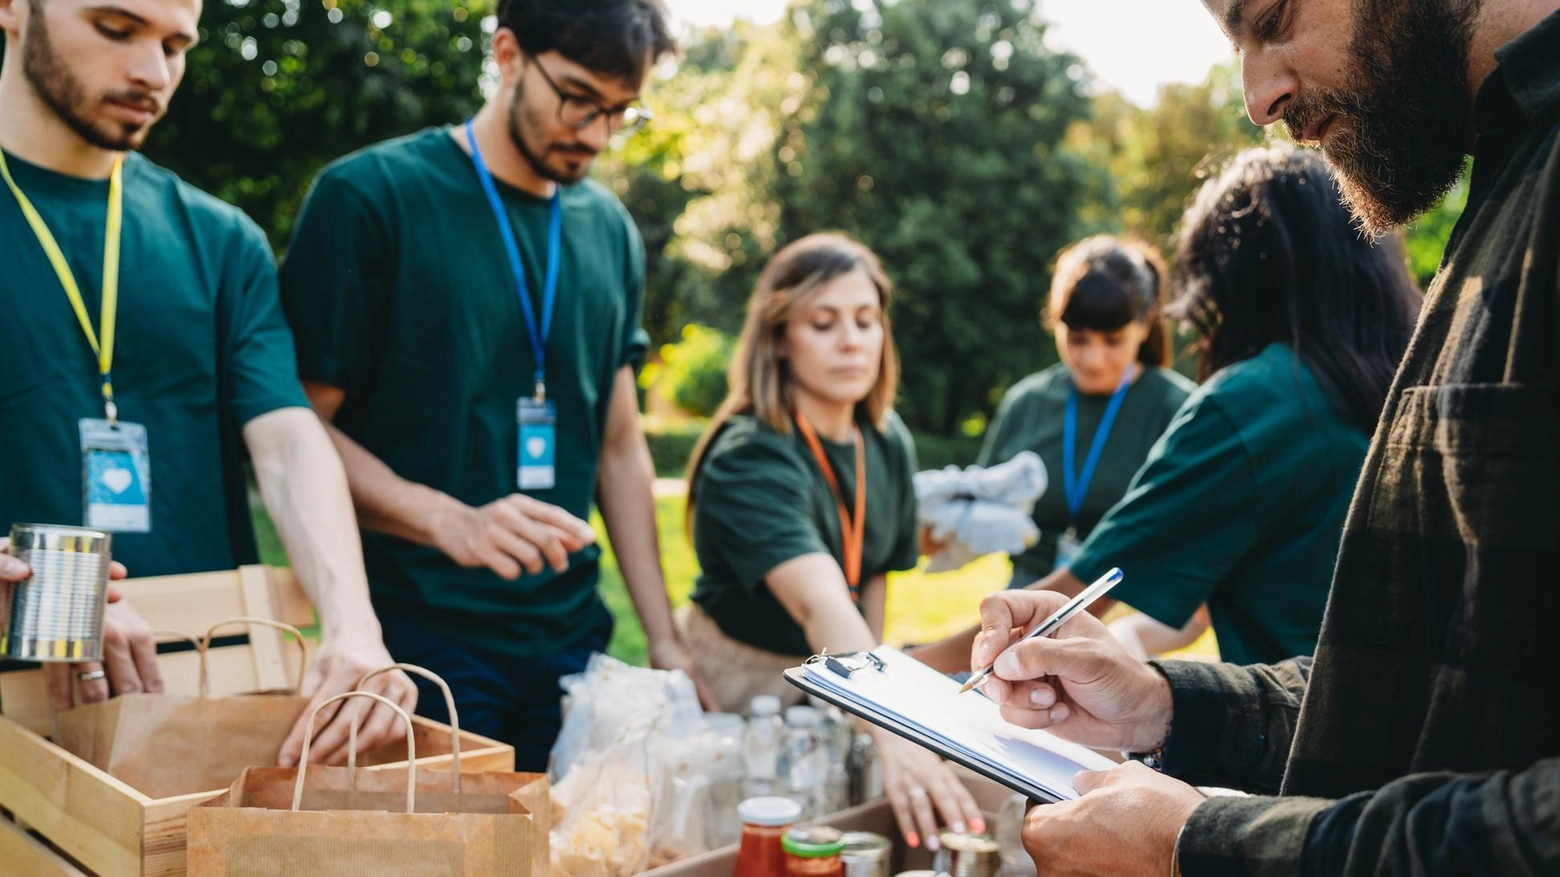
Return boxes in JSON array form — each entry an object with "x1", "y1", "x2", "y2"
[
  {"x1": 931, "y1": 831, "x2": 1000, "y2": 877},
  {"x1": 2, "y1": 524, "x2": 112, "y2": 661},
  {"x1": 841, "y1": 831, "x2": 892, "y2": 877}
]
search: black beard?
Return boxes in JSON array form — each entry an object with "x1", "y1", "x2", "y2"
[
  {"x1": 506, "y1": 83, "x2": 588, "y2": 185},
  {"x1": 22, "y1": 10, "x2": 156, "y2": 151},
  {"x1": 1285, "y1": 0, "x2": 1480, "y2": 235}
]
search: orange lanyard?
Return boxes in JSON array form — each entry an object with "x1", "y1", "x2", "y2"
[{"x1": 795, "y1": 412, "x2": 867, "y2": 601}]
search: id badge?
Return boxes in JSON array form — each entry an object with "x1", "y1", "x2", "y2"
[
  {"x1": 1055, "y1": 528, "x2": 1083, "y2": 568},
  {"x1": 517, "y1": 398, "x2": 557, "y2": 491},
  {"x1": 79, "y1": 418, "x2": 152, "y2": 533}
]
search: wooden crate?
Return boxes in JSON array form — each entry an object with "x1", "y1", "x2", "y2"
[{"x1": 0, "y1": 565, "x2": 514, "y2": 877}]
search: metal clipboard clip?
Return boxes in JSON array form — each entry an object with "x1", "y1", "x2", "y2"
[{"x1": 805, "y1": 650, "x2": 886, "y2": 680}]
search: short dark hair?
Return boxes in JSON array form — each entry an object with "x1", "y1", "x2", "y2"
[
  {"x1": 495, "y1": 0, "x2": 675, "y2": 87},
  {"x1": 1171, "y1": 145, "x2": 1422, "y2": 432},
  {"x1": 1044, "y1": 235, "x2": 1171, "y2": 367}
]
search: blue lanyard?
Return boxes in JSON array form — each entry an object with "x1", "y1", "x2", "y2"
[
  {"x1": 1063, "y1": 368, "x2": 1135, "y2": 525},
  {"x1": 465, "y1": 121, "x2": 562, "y2": 402}
]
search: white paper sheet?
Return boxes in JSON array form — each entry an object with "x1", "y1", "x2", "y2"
[{"x1": 799, "y1": 645, "x2": 1116, "y2": 801}]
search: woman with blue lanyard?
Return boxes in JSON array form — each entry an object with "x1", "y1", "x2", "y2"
[
  {"x1": 678, "y1": 232, "x2": 986, "y2": 851},
  {"x1": 975, "y1": 236, "x2": 1194, "y2": 588},
  {"x1": 916, "y1": 146, "x2": 1422, "y2": 670}
]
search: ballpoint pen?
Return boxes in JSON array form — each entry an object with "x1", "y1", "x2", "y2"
[{"x1": 960, "y1": 567, "x2": 1124, "y2": 694}]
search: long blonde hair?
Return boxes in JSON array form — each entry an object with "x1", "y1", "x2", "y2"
[{"x1": 685, "y1": 232, "x2": 900, "y2": 527}]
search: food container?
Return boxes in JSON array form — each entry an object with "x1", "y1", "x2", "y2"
[{"x1": 2, "y1": 523, "x2": 112, "y2": 661}]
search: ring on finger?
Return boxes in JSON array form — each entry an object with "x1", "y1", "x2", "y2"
[
  {"x1": 907, "y1": 786, "x2": 929, "y2": 801},
  {"x1": 77, "y1": 669, "x2": 107, "y2": 683}
]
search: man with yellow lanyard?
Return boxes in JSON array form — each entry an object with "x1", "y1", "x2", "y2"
[{"x1": 0, "y1": 0, "x2": 415, "y2": 766}]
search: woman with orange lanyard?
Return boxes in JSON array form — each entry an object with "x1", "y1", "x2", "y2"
[{"x1": 679, "y1": 233, "x2": 984, "y2": 850}]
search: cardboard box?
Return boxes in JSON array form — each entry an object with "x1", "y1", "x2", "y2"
[{"x1": 641, "y1": 768, "x2": 1015, "y2": 876}]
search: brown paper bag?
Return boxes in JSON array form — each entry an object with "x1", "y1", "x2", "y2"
[
  {"x1": 51, "y1": 616, "x2": 311, "y2": 799},
  {"x1": 187, "y1": 688, "x2": 549, "y2": 877}
]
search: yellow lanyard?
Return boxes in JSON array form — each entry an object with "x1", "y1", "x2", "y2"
[{"x1": 0, "y1": 150, "x2": 124, "y2": 424}]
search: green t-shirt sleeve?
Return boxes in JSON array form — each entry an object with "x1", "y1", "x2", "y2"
[
  {"x1": 1068, "y1": 393, "x2": 1261, "y2": 628},
  {"x1": 278, "y1": 170, "x2": 390, "y2": 395},
  {"x1": 221, "y1": 215, "x2": 310, "y2": 426},
  {"x1": 888, "y1": 413, "x2": 921, "y2": 572},
  {"x1": 696, "y1": 432, "x2": 829, "y2": 593},
  {"x1": 618, "y1": 208, "x2": 650, "y2": 373},
  {"x1": 976, "y1": 385, "x2": 1022, "y2": 466}
]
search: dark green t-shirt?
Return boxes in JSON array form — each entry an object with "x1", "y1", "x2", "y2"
[
  {"x1": 978, "y1": 364, "x2": 1194, "y2": 579},
  {"x1": 0, "y1": 150, "x2": 306, "y2": 576},
  {"x1": 1070, "y1": 343, "x2": 1369, "y2": 665},
  {"x1": 278, "y1": 127, "x2": 648, "y2": 656},
  {"x1": 688, "y1": 412, "x2": 921, "y2": 657}
]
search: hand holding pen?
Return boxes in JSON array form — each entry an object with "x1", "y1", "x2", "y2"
[{"x1": 969, "y1": 570, "x2": 1176, "y2": 753}]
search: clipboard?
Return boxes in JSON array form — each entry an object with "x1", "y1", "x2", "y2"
[{"x1": 784, "y1": 646, "x2": 1116, "y2": 804}]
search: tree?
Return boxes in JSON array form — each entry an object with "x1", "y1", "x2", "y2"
[
  {"x1": 146, "y1": 0, "x2": 493, "y2": 249},
  {"x1": 765, "y1": 0, "x2": 1104, "y2": 434}
]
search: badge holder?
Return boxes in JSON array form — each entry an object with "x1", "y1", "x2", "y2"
[
  {"x1": 517, "y1": 394, "x2": 557, "y2": 491},
  {"x1": 79, "y1": 418, "x2": 151, "y2": 533}
]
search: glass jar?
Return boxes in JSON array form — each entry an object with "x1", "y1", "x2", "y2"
[
  {"x1": 737, "y1": 796, "x2": 804, "y2": 877},
  {"x1": 783, "y1": 825, "x2": 847, "y2": 877}
]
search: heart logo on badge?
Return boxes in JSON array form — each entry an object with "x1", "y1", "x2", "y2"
[
  {"x1": 526, "y1": 437, "x2": 548, "y2": 459},
  {"x1": 102, "y1": 467, "x2": 133, "y2": 495}
]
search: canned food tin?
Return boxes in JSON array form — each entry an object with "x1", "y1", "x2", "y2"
[
  {"x1": 2, "y1": 524, "x2": 112, "y2": 661},
  {"x1": 841, "y1": 831, "x2": 892, "y2": 877},
  {"x1": 931, "y1": 831, "x2": 1000, "y2": 877}
]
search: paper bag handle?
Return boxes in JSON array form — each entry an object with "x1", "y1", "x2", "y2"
[
  {"x1": 198, "y1": 616, "x2": 308, "y2": 697},
  {"x1": 293, "y1": 690, "x2": 415, "y2": 814},
  {"x1": 354, "y1": 663, "x2": 460, "y2": 796}
]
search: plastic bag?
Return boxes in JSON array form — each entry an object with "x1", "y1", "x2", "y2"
[{"x1": 549, "y1": 655, "x2": 717, "y2": 876}]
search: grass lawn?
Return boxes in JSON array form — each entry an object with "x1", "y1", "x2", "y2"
[{"x1": 253, "y1": 481, "x2": 1217, "y2": 664}]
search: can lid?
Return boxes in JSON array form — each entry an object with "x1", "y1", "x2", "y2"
[
  {"x1": 750, "y1": 694, "x2": 782, "y2": 717},
  {"x1": 840, "y1": 831, "x2": 892, "y2": 854},
  {"x1": 784, "y1": 705, "x2": 819, "y2": 726},
  {"x1": 737, "y1": 796, "x2": 803, "y2": 827},
  {"x1": 936, "y1": 830, "x2": 1000, "y2": 853},
  {"x1": 783, "y1": 825, "x2": 846, "y2": 857}
]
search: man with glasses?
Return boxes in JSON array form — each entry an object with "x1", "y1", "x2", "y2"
[{"x1": 278, "y1": 0, "x2": 709, "y2": 768}]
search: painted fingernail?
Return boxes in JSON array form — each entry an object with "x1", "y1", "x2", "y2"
[
  {"x1": 1031, "y1": 688, "x2": 1054, "y2": 708},
  {"x1": 1051, "y1": 705, "x2": 1070, "y2": 722},
  {"x1": 927, "y1": 833, "x2": 941, "y2": 852},
  {"x1": 952, "y1": 821, "x2": 967, "y2": 834},
  {"x1": 994, "y1": 652, "x2": 1020, "y2": 677},
  {"x1": 971, "y1": 817, "x2": 987, "y2": 834},
  {"x1": 278, "y1": 753, "x2": 296, "y2": 767},
  {"x1": 905, "y1": 832, "x2": 919, "y2": 849}
]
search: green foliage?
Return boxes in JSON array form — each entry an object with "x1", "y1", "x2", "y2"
[
  {"x1": 912, "y1": 431, "x2": 987, "y2": 473},
  {"x1": 145, "y1": 0, "x2": 492, "y2": 250},
  {"x1": 643, "y1": 419, "x2": 706, "y2": 478},
  {"x1": 765, "y1": 0, "x2": 1100, "y2": 435},
  {"x1": 645, "y1": 324, "x2": 734, "y2": 418},
  {"x1": 1067, "y1": 61, "x2": 1265, "y2": 252},
  {"x1": 1403, "y1": 169, "x2": 1470, "y2": 288}
]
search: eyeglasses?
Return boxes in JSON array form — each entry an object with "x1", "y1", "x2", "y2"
[{"x1": 529, "y1": 59, "x2": 652, "y2": 135}]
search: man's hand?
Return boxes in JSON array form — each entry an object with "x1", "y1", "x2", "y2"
[
  {"x1": 646, "y1": 634, "x2": 719, "y2": 712},
  {"x1": 1024, "y1": 762, "x2": 1205, "y2": 877},
  {"x1": 0, "y1": 538, "x2": 152, "y2": 711},
  {"x1": 430, "y1": 494, "x2": 595, "y2": 579},
  {"x1": 974, "y1": 589, "x2": 1173, "y2": 753},
  {"x1": 277, "y1": 635, "x2": 417, "y2": 767}
]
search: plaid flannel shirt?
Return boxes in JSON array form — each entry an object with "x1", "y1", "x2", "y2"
[{"x1": 1154, "y1": 11, "x2": 1560, "y2": 876}]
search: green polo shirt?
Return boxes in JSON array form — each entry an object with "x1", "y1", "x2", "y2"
[
  {"x1": 689, "y1": 412, "x2": 921, "y2": 657},
  {"x1": 978, "y1": 364, "x2": 1194, "y2": 580},
  {"x1": 0, "y1": 150, "x2": 307, "y2": 576},
  {"x1": 278, "y1": 127, "x2": 647, "y2": 657},
  {"x1": 1069, "y1": 343, "x2": 1369, "y2": 665}
]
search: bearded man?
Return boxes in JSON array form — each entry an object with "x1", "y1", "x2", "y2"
[
  {"x1": 0, "y1": 0, "x2": 416, "y2": 766},
  {"x1": 958, "y1": 0, "x2": 1560, "y2": 875}
]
